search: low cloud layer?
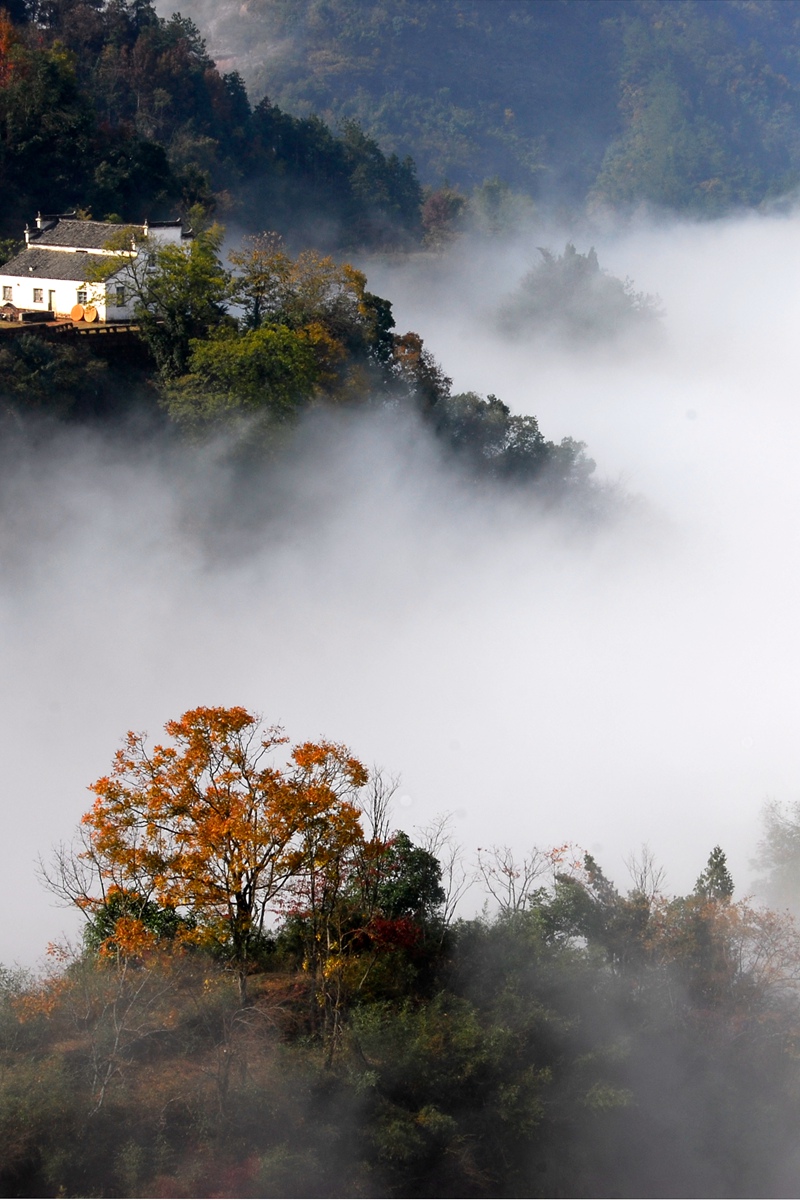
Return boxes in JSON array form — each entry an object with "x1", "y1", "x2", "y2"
[{"x1": 4, "y1": 214, "x2": 800, "y2": 963}]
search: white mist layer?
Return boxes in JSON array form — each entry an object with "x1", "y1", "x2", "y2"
[{"x1": 4, "y1": 214, "x2": 800, "y2": 963}]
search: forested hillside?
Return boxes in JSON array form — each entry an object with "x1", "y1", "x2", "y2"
[
  {"x1": 7, "y1": 0, "x2": 800, "y2": 244},
  {"x1": 0, "y1": 0, "x2": 421, "y2": 248},
  {"x1": 0, "y1": 219, "x2": 610, "y2": 508},
  {"x1": 4, "y1": 706, "x2": 800, "y2": 1198},
  {"x1": 180, "y1": 0, "x2": 800, "y2": 217}
]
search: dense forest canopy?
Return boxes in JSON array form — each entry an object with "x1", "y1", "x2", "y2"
[
  {"x1": 0, "y1": 0, "x2": 422, "y2": 247},
  {"x1": 5, "y1": 0, "x2": 800, "y2": 245},
  {"x1": 177, "y1": 0, "x2": 800, "y2": 216}
]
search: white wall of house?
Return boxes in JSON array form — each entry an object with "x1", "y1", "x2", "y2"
[
  {"x1": 0, "y1": 272, "x2": 137, "y2": 320},
  {"x1": 146, "y1": 224, "x2": 184, "y2": 247},
  {"x1": 1, "y1": 275, "x2": 88, "y2": 317},
  {"x1": 0, "y1": 218, "x2": 188, "y2": 322}
]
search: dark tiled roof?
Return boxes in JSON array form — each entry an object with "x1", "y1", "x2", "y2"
[
  {"x1": 0, "y1": 248, "x2": 123, "y2": 281},
  {"x1": 29, "y1": 219, "x2": 139, "y2": 250}
]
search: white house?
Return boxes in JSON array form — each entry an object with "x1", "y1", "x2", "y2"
[{"x1": 0, "y1": 213, "x2": 189, "y2": 323}]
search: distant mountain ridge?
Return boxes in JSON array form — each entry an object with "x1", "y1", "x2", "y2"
[{"x1": 159, "y1": 0, "x2": 800, "y2": 215}]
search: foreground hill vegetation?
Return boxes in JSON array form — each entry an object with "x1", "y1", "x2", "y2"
[{"x1": 3, "y1": 706, "x2": 800, "y2": 1198}]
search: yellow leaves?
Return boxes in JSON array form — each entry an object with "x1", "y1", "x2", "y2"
[
  {"x1": 12, "y1": 977, "x2": 67, "y2": 1021},
  {"x1": 12, "y1": 946, "x2": 71, "y2": 1020},
  {"x1": 291, "y1": 739, "x2": 368, "y2": 790},
  {"x1": 164, "y1": 704, "x2": 257, "y2": 744},
  {"x1": 77, "y1": 708, "x2": 371, "y2": 964},
  {"x1": 99, "y1": 917, "x2": 156, "y2": 960}
]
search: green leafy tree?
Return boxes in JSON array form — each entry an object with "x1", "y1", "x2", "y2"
[
  {"x1": 694, "y1": 845, "x2": 734, "y2": 902},
  {"x1": 535, "y1": 851, "x2": 652, "y2": 972},
  {"x1": 0, "y1": 335, "x2": 108, "y2": 417},
  {"x1": 120, "y1": 223, "x2": 231, "y2": 376},
  {"x1": 83, "y1": 889, "x2": 195, "y2": 957},
  {"x1": 375, "y1": 832, "x2": 446, "y2": 925},
  {"x1": 163, "y1": 325, "x2": 321, "y2": 429}
]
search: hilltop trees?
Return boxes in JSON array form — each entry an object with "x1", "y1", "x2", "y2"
[
  {"x1": 499, "y1": 243, "x2": 662, "y2": 344},
  {"x1": 0, "y1": 1, "x2": 423, "y2": 246},
  {"x1": 155, "y1": 233, "x2": 398, "y2": 427},
  {"x1": 26, "y1": 737, "x2": 800, "y2": 1198},
  {"x1": 83, "y1": 221, "x2": 600, "y2": 505},
  {"x1": 47, "y1": 706, "x2": 450, "y2": 1014},
  {"x1": 51, "y1": 707, "x2": 369, "y2": 994}
]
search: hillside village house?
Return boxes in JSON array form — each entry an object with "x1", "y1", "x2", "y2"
[{"x1": 0, "y1": 214, "x2": 189, "y2": 322}]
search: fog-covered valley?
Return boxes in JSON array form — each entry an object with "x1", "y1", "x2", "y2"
[
  {"x1": 3, "y1": 213, "x2": 800, "y2": 964},
  {"x1": 8, "y1": 0, "x2": 800, "y2": 1189}
]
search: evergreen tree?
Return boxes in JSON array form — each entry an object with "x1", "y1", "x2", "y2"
[{"x1": 694, "y1": 845, "x2": 734, "y2": 901}]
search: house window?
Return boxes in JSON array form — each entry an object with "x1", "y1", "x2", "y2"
[
  {"x1": 115, "y1": 285, "x2": 125, "y2": 306},
  {"x1": 2, "y1": 286, "x2": 11, "y2": 301},
  {"x1": 33, "y1": 288, "x2": 43, "y2": 304},
  {"x1": 77, "y1": 289, "x2": 87, "y2": 304}
]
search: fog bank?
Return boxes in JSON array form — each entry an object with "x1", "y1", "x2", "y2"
[{"x1": 3, "y1": 213, "x2": 800, "y2": 962}]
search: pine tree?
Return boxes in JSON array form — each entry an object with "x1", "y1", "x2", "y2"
[{"x1": 694, "y1": 845, "x2": 734, "y2": 901}]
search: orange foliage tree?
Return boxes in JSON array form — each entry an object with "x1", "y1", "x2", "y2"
[{"x1": 63, "y1": 707, "x2": 368, "y2": 996}]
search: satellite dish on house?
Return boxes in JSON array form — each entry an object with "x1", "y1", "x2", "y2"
[
  {"x1": 70, "y1": 304, "x2": 84, "y2": 322},
  {"x1": 83, "y1": 305, "x2": 98, "y2": 323}
]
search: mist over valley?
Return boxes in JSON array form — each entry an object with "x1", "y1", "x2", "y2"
[
  {"x1": 3, "y1": 209, "x2": 800, "y2": 961},
  {"x1": 5, "y1": 2, "x2": 800, "y2": 1197}
]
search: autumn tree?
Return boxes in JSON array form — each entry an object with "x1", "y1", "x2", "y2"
[
  {"x1": 229, "y1": 233, "x2": 395, "y2": 383},
  {"x1": 421, "y1": 183, "x2": 467, "y2": 248},
  {"x1": 49, "y1": 707, "x2": 369, "y2": 999}
]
